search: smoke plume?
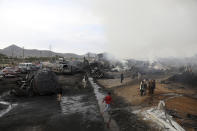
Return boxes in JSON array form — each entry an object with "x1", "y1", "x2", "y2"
[{"x1": 90, "y1": 0, "x2": 197, "y2": 60}]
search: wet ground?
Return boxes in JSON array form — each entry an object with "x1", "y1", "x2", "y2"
[
  {"x1": 97, "y1": 76, "x2": 197, "y2": 130},
  {"x1": 95, "y1": 79, "x2": 152, "y2": 131},
  {"x1": 0, "y1": 74, "x2": 105, "y2": 131},
  {"x1": 0, "y1": 72, "x2": 172, "y2": 131},
  {"x1": 89, "y1": 77, "x2": 119, "y2": 131}
]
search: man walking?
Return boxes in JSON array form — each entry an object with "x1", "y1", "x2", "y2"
[
  {"x1": 140, "y1": 81, "x2": 145, "y2": 96},
  {"x1": 120, "y1": 73, "x2": 124, "y2": 83},
  {"x1": 102, "y1": 92, "x2": 112, "y2": 114},
  {"x1": 143, "y1": 79, "x2": 147, "y2": 95},
  {"x1": 152, "y1": 80, "x2": 156, "y2": 94},
  {"x1": 148, "y1": 80, "x2": 152, "y2": 95}
]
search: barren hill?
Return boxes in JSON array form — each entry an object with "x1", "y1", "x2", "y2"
[{"x1": 0, "y1": 45, "x2": 83, "y2": 58}]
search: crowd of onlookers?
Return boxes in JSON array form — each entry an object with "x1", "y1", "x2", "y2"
[
  {"x1": 140, "y1": 79, "x2": 156, "y2": 96},
  {"x1": 119, "y1": 73, "x2": 156, "y2": 96}
]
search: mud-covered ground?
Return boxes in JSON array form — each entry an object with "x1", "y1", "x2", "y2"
[
  {"x1": 95, "y1": 78, "x2": 153, "y2": 131},
  {"x1": 0, "y1": 73, "x2": 105, "y2": 131},
  {"x1": 1, "y1": 72, "x2": 177, "y2": 131},
  {"x1": 110, "y1": 94, "x2": 153, "y2": 131},
  {"x1": 97, "y1": 74, "x2": 197, "y2": 130}
]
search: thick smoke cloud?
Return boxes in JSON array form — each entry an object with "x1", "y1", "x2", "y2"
[{"x1": 90, "y1": 0, "x2": 197, "y2": 60}]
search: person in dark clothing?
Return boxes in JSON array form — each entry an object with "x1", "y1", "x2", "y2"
[
  {"x1": 143, "y1": 80, "x2": 147, "y2": 95},
  {"x1": 152, "y1": 80, "x2": 156, "y2": 94},
  {"x1": 120, "y1": 73, "x2": 124, "y2": 83},
  {"x1": 84, "y1": 73, "x2": 88, "y2": 81},
  {"x1": 140, "y1": 81, "x2": 145, "y2": 96},
  {"x1": 148, "y1": 80, "x2": 153, "y2": 95}
]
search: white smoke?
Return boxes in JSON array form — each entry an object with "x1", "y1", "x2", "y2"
[{"x1": 89, "y1": 0, "x2": 197, "y2": 60}]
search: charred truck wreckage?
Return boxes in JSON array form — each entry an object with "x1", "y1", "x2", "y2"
[
  {"x1": 11, "y1": 57, "x2": 109, "y2": 97},
  {"x1": 13, "y1": 69, "x2": 60, "y2": 96},
  {"x1": 11, "y1": 60, "x2": 86, "y2": 96}
]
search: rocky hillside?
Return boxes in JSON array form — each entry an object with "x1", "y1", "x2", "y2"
[{"x1": 0, "y1": 45, "x2": 83, "y2": 58}]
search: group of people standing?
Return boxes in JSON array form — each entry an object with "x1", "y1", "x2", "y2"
[{"x1": 140, "y1": 79, "x2": 156, "y2": 96}]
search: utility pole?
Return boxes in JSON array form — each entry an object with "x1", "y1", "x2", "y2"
[
  {"x1": 11, "y1": 46, "x2": 14, "y2": 58},
  {"x1": 49, "y1": 45, "x2": 51, "y2": 57},
  {"x1": 11, "y1": 46, "x2": 14, "y2": 66},
  {"x1": 23, "y1": 46, "x2": 24, "y2": 59},
  {"x1": 50, "y1": 45, "x2": 52, "y2": 58},
  {"x1": 88, "y1": 53, "x2": 90, "y2": 61},
  {"x1": 49, "y1": 44, "x2": 52, "y2": 62}
]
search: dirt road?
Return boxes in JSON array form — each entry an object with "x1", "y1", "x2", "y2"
[{"x1": 97, "y1": 77, "x2": 197, "y2": 130}]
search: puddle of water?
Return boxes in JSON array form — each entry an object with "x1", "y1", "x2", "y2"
[
  {"x1": 161, "y1": 93, "x2": 182, "y2": 96},
  {"x1": 161, "y1": 93, "x2": 183, "y2": 101},
  {"x1": 59, "y1": 94, "x2": 101, "y2": 123},
  {"x1": 0, "y1": 101, "x2": 17, "y2": 117},
  {"x1": 88, "y1": 77, "x2": 120, "y2": 131},
  {"x1": 60, "y1": 95, "x2": 88, "y2": 114},
  {"x1": 0, "y1": 101, "x2": 10, "y2": 105},
  {"x1": 0, "y1": 91, "x2": 10, "y2": 99},
  {"x1": 0, "y1": 91, "x2": 18, "y2": 118}
]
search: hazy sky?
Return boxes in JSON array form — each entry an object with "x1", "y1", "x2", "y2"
[
  {"x1": 0, "y1": 0, "x2": 106, "y2": 54},
  {"x1": 0, "y1": 0, "x2": 197, "y2": 59}
]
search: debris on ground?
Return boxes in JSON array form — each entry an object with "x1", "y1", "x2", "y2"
[
  {"x1": 141, "y1": 101, "x2": 185, "y2": 131},
  {"x1": 164, "y1": 72, "x2": 197, "y2": 86}
]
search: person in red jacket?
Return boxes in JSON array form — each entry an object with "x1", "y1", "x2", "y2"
[{"x1": 102, "y1": 92, "x2": 112, "y2": 114}]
